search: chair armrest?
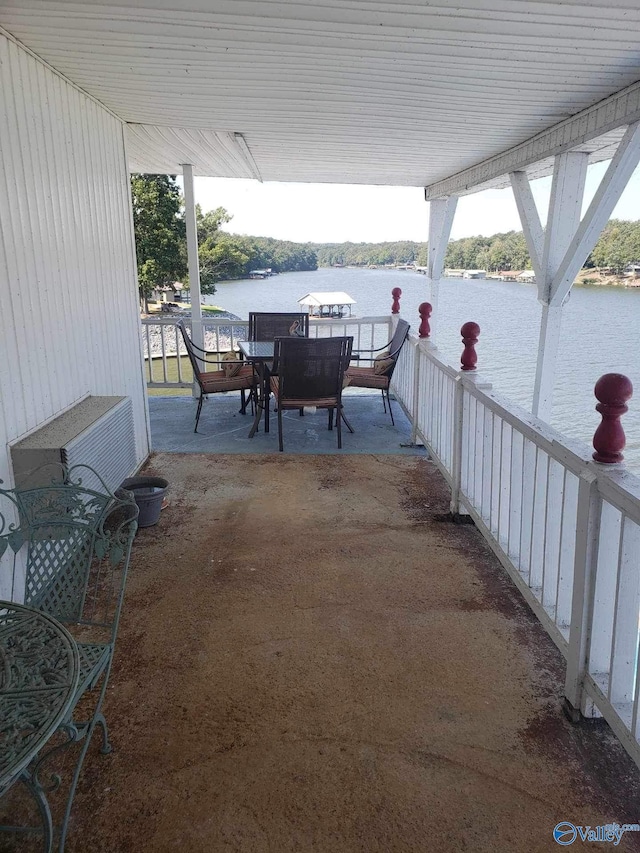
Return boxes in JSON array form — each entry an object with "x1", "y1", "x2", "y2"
[{"x1": 351, "y1": 344, "x2": 390, "y2": 359}]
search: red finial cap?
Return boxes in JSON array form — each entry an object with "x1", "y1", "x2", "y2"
[
  {"x1": 418, "y1": 302, "x2": 432, "y2": 338},
  {"x1": 592, "y1": 373, "x2": 633, "y2": 464},
  {"x1": 391, "y1": 287, "x2": 402, "y2": 315},
  {"x1": 460, "y1": 322, "x2": 480, "y2": 371}
]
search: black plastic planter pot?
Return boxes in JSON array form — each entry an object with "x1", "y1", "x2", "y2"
[{"x1": 121, "y1": 476, "x2": 168, "y2": 528}]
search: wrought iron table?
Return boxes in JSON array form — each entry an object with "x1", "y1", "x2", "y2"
[
  {"x1": 0, "y1": 600, "x2": 80, "y2": 851},
  {"x1": 238, "y1": 340, "x2": 275, "y2": 437}
]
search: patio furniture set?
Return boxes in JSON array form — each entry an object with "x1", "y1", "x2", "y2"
[
  {"x1": 0, "y1": 466, "x2": 139, "y2": 852},
  {"x1": 177, "y1": 313, "x2": 410, "y2": 450}
]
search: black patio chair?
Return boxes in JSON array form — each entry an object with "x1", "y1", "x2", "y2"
[
  {"x1": 248, "y1": 313, "x2": 311, "y2": 418},
  {"x1": 344, "y1": 319, "x2": 410, "y2": 425},
  {"x1": 177, "y1": 320, "x2": 256, "y2": 432},
  {"x1": 270, "y1": 336, "x2": 354, "y2": 451},
  {"x1": 248, "y1": 312, "x2": 309, "y2": 341}
]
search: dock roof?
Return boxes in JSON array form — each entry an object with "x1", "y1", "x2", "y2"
[{"x1": 298, "y1": 292, "x2": 356, "y2": 307}]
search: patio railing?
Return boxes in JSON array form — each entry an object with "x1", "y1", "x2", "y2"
[
  {"x1": 390, "y1": 316, "x2": 640, "y2": 769},
  {"x1": 141, "y1": 315, "x2": 393, "y2": 388}
]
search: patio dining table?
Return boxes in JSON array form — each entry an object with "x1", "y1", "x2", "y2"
[
  {"x1": 238, "y1": 340, "x2": 275, "y2": 437},
  {"x1": 0, "y1": 600, "x2": 80, "y2": 851}
]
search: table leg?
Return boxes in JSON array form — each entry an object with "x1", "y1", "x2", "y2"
[
  {"x1": 248, "y1": 363, "x2": 270, "y2": 438},
  {"x1": 21, "y1": 772, "x2": 54, "y2": 853},
  {"x1": 247, "y1": 386, "x2": 263, "y2": 438}
]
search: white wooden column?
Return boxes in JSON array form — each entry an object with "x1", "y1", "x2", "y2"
[
  {"x1": 510, "y1": 122, "x2": 640, "y2": 422},
  {"x1": 427, "y1": 196, "x2": 457, "y2": 342},
  {"x1": 181, "y1": 164, "x2": 204, "y2": 362}
]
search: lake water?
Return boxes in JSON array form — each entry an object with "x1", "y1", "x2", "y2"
[{"x1": 208, "y1": 267, "x2": 640, "y2": 473}]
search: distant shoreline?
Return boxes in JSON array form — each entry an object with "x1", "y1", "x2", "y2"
[{"x1": 574, "y1": 271, "x2": 640, "y2": 289}]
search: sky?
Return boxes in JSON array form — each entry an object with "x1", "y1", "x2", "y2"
[{"x1": 182, "y1": 160, "x2": 640, "y2": 245}]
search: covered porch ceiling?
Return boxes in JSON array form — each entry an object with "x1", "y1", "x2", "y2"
[{"x1": 3, "y1": 1, "x2": 640, "y2": 194}]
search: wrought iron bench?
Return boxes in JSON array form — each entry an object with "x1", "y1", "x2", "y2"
[{"x1": 0, "y1": 464, "x2": 138, "y2": 852}]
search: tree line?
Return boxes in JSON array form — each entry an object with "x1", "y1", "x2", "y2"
[
  {"x1": 131, "y1": 175, "x2": 317, "y2": 305},
  {"x1": 131, "y1": 176, "x2": 640, "y2": 307},
  {"x1": 314, "y1": 222, "x2": 640, "y2": 273}
]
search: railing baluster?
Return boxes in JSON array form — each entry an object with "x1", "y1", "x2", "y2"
[
  {"x1": 161, "y1": 326, "x2": 169, "y2": 383},
  {"x1": 609, "y1": 516, "x2": 640, "y2": 706}
]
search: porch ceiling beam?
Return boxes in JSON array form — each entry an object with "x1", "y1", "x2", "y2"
[
  {"x1": 424, "y1": 80, "x2": 640, "y2": 200},
  {"x1": 233, "y1": 133, "x2": 262, "y2": 183}
]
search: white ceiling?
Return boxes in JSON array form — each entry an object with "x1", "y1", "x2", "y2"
[{"x1": 3, "y1": 0, "x2": 640, "y2": 188}]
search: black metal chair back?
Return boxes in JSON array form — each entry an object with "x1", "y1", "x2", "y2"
[
  {"x1": 271, "y1": 336, "x2": 353, "y2": 450},
  {"x1": 386, "y1": 319, "x2": 411, "y2": 378},
  {"x1": 177, "y1": 320, "x2": 204, "y2": 384},
  {"x1": 176, "y1": 320, "x2": 253, "y2": 432},
  {"x1": 248, "y1": 312, "x2": 309, "y2": 341},
  {"x1": 273, "y1": 336, "x2": 352, "y2": 401}
]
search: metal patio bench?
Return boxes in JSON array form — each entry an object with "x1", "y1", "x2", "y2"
[{"x1": 0, "y1": 464, "x2": 138, "y2": 852}]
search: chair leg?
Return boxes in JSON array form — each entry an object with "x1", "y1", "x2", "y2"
[
  {"x1": 194, "y1": 392, "x2": 204, "y2": 433},
  {"x1": 381, "y1": 389, "x2": 387, "y2": 414},
  {"x1": 239, "y1": 389, "x2": 247, "y2": 415},
  {"x1": 386, "y1": 390, "x2": 395, "y2": 426},
  {"x1": 299, "y1": 407, "x2": 304, "y2": 417},
  {"x1": 277, "y1": 403, "x2": 284, "y2": 451},
  {"x1": 328, "y1": 408, "x2": 334, "y2": 430},
  {"x1": 340, "y1": 406, "x2": 355, "y2": 433},
  {"x1": 337, "y1": 404, "x2": 342, "y2": 448}
]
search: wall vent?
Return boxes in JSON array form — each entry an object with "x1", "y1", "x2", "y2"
[{"x1": 11, "y1": 396, "x2": 136, "y2": 493}]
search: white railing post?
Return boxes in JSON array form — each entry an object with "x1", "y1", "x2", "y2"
[
  {"x1": 181, "y1": 163, "x2": 204, "y2": 396},
  {"x1": 564, "y1": 467, "x2": 601, "y2": 720},
  {"x1": 449, "y1": 374, "x2": 464, "y2": 516},
  {"x1": 411, "y1": 340, "x2": 421, "y2": 445}
]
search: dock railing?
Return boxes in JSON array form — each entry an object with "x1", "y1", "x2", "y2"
[{"x1": 389, "y1": 311, "x2": 640, "y2": 769}]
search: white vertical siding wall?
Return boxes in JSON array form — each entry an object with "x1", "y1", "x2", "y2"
[{"x1": 0, "y1": 37, "x2": 149, "y2": 505}]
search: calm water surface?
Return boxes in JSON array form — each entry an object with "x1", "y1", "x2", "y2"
[{"x1": 208, "y1": 268, "x2": 640, "y2": 472}]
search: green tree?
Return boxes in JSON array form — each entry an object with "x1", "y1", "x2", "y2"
[{"x1": 131, "y1": 175, "x2": 186, "y2": 311}]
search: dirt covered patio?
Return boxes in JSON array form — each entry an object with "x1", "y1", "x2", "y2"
[{"x1": 33, "y1": 454, "x2": 640, "y2": 851}]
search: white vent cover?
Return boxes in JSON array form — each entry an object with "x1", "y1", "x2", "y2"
[{"x1": 11, "y1": 396, "x2": 136, "y2": 493}]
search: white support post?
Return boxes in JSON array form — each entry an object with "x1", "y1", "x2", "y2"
[
  {"x1": 564, "y1": 468, "x2": 601, "y2": 720},
  {"x1": 550, "y1": 122, "x2": 640, "y2": 306},
  {"x1": 514, "y1": 126, "x2": 640, "y2": 422},
  {"x1": 181, "y1": 163, "x2": 204, "y2": 387},
  {"x1": 532, "y1": 303, "x2": 564, "y2": 420},
  {"x1": 516, "y1": 152, "x2": 588, "y2": 420},
  {"x1": 541, "y1": 152, "x2": 588, "y2": 303},
  {"x1": 426, "y1": 196, "x2": 458, "y2": 342}
]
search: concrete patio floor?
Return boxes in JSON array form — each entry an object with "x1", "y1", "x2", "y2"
[
  {"x1": 148, "y1": 391, "x2": 424, "y2": 455},
  {"x1": 44, "y1": 452, "x2": 640, "y2": 852}
]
